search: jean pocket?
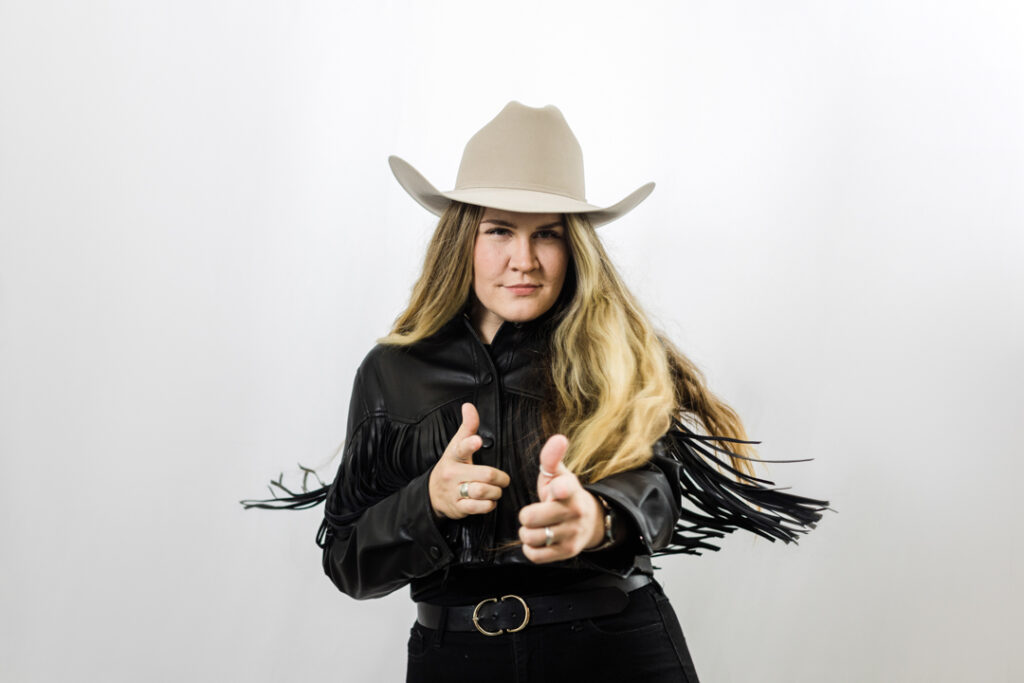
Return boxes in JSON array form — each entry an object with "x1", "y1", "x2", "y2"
[
  {"x1": 583, "y1": 613, "x2": 665, "y2": 636},
  {"x1": 407, "y1": 623, "x2": 430, "y2": 659},
  {"x1": 583, "y1": 589, "x2": 665, "y2": 636}
]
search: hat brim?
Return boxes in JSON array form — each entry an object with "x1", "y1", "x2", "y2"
[{"x1": 388, "y1": 156, "x2": 654, "y2": 228}]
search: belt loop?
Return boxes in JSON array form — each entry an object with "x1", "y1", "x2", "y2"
[{"x1": 434, "y1": 606, "x2": 448, "y2": 647}]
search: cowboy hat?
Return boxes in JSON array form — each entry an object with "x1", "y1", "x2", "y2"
[{"x1": 388, "y1": 101, "x2": 655, "y2": 228}]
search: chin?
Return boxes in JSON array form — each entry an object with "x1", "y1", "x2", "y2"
[{"x1": 502, "y1": 303, "x2": 553, "y2": 323}]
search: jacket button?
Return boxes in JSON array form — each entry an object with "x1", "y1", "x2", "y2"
[
  {"x1": 482, "y1": 373, "x2": 493, "y2": 385},
  {"x1": 481, "y1": 437, "x2": 494, "y2": 449},
  {"x1": 429, "y1": 546, "x2": 441, "y2": 560}
]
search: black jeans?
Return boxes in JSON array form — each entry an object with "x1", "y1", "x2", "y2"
[{"x1": 406, "y1": 582, "x2": 700, "y2": 683}]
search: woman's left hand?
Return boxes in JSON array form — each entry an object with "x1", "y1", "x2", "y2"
[{"x1": 517, "y1": 434, "x2": 606, "y2": 563}]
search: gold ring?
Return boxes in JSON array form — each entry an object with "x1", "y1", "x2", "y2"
[{"x1": 544, "y1": 526, "x2": 554, "y2": 547}]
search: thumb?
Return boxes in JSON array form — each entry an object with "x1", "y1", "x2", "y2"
[
  {"x1": 539, "y1": 434, "x2": 569, "y2": 476},
  {"x1": 459, "y1": 402, "x2": 480, "y2": 437},
  {"x1": 448, "y1": 402, "x2": 480, "y2": 463},
  {"x1": 538, "y1": 434, "x2": 570, "y2": 500}
]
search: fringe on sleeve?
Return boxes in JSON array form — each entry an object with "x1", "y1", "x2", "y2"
[
  {"x1": 239, "y1": 407, "x2": 459, "y2": 549},
  {"x1": 655, "y1": 417, "x2": 832, "y2": 557},
  {"x1": 239, "y1": 462, "x2": 331, "y2": 512}
]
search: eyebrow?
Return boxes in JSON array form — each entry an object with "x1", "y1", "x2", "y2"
[{"x1": 481, "y1": 218, "x2": 565, "y2": 230}]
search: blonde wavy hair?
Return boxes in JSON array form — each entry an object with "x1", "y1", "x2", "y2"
[{"x1": 379, "y1": 201, "x2": 757, "y2": 482}]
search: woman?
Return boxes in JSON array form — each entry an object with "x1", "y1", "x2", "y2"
[{"x1": 244, "y1": 102, "x2": 827, "y2": 682}]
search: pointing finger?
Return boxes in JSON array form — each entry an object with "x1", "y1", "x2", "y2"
[
  {"x1": 451, "y1": 434, "x2": 482, "y2": 464},
  {"x1": 465, "y1": 465, "x2": 511, "y2": 488},
  {"x1": 546, "y1": 474, "x2": 580, "y2": 502},
  {"x1": 518, "y1": 500, "x2": 576, "y2": 528}
]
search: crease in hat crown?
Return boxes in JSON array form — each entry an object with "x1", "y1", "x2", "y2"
[
  {"x1": 388, "y1": 101, "x2": 655, "y2": 227},
  {"x1": 455, "y1": 103, "x2": 586, "y2": 199}
]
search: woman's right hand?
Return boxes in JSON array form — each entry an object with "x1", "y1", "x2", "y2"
[{"x1": 428, "y1": 402, "x2": 511, "y2": 519}]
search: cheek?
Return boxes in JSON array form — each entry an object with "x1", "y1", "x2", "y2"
[
  {"x1": 473, "y1": 242, "x2": 504, "y2": 280},
  {"x1": 544, "y1": 245, "x2": 570, "y2": 284}
]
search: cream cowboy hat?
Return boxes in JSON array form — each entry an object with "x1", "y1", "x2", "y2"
[{"x1": 388, "y1": 101, "x2": 655, "y2": 228}]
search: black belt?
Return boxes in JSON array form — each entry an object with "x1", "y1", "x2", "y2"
[{"x1": 416, "y1": 573, "x2": 653, "y2": 636}]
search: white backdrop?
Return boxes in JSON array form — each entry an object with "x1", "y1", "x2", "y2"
[{"x1": 1, "y1": 2, "x2": 1021, "y2": 681}]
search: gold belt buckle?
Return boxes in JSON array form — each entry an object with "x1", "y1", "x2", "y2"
[{"x1": 472, "y1": 594, "x2": 530, "y2": 636}]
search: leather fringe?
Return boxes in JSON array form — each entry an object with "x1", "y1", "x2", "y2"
[
  {"x1": 655, "y1": 418, "x2": 831, "y2": 557},
  {"x1": 239, "y1": 464, "x2": 330, "y2": 511},
  {"x1": 239, "y1": 416, "x2": 832, "y2": 557},
  {"x1": 239, "y1": 408, "x2": 464, "y2": 550}
]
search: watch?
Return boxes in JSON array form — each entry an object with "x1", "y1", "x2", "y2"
[{"x1": 586, "y1": 493, "x2": 617, "y2": 552}]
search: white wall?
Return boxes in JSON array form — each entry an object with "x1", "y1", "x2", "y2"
[{"x1": 1, "y1": 2, "x2": 1021, "y2": 681}]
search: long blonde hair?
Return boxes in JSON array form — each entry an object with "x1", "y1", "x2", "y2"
[{"x1": 380, "y1": 202, "x2": 757, "y2": 482}]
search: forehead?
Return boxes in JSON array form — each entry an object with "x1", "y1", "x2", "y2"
[{"x1": 479, "y1": 208, "x2": 564, "y2": 228}]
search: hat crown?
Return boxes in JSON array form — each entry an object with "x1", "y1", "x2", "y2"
[{"x1": 454, "y1": 102, "x2": 586, "y2": 201}]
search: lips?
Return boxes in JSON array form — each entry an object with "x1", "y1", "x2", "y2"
[{"x1": 505, "y1": 284, "x2": 540, "y2": 294}]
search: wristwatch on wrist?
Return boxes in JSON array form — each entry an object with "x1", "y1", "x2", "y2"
[{"x1": 587, "y1": 493, "x2": 617, "y2": 552}]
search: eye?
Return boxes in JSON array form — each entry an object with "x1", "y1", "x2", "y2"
[
  {"x1": 484, "y1": 226, "x2": 512, "y2": 236},
  {"x1": 533, "y1": 229, "x2": 563, "y2": 240}
]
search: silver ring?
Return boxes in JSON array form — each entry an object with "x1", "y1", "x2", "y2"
[
  {"x1": 544, "y1": 526, "x2": 554, "y2": 547},
  {"x1": 459, "y1": 482, "x2": 471, "y2": 499},
  {"x1": 540, "y1": 467, "x2": 557, "y2": 478}
]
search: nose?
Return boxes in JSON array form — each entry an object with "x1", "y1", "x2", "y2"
[{"x1": 509, "y1": 235, "x2": 538, "y2": 272}]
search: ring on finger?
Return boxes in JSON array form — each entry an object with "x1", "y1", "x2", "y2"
[
  {"x1": 540, "y1": 467, "x2": 557, "y2": 478},
  {"x1": 459, "y1": 482, "x2": 471, "y2": 499},
  {"x1": 544, "y1": 526, "x2": 555, "y2": 547}
]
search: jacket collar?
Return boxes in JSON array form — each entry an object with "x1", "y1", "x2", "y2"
[{"x1": 456, "y1": 299, "x2": 561, "y2": 354}]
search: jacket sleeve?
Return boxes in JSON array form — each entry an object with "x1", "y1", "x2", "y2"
[
  {"x1": 319, "y1": 361, "x2": 455, "y2": 600},
  {"x1": 582, "y1": 438, "x2": 682, "y2": 555}
]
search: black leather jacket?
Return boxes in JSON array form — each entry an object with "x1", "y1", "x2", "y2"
[{"x1": 318, "y1": 309, "x2": 682, "y2": 601}]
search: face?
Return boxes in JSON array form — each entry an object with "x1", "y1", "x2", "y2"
[{"x1": 470, "y1": 208, "x2": 570, "y2": 343}]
